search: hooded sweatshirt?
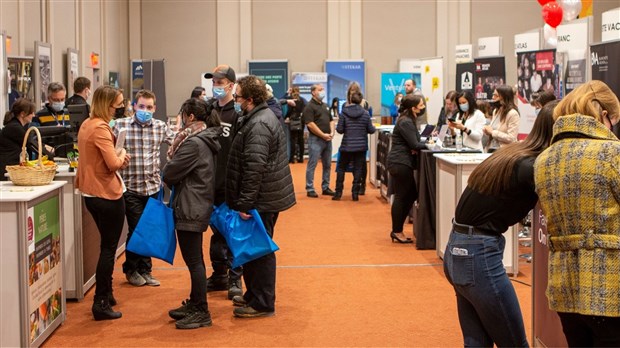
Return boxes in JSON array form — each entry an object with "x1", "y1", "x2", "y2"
[{"x1": 337, "y1": 104, "x2": 376, "y2": 152}]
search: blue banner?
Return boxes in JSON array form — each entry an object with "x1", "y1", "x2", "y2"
[
  {"x1": 380, "y1": 72, "x2": 419, "y2": 116},
  {"x1": 325, "y1": 60, "x2": 365, "y2": 109},
  {"x1": 291, "y1": 72, "x2": 328, "y2": 103},
  {"x1": 131, "y1": 61, "x2": 144, "y2": 97},
  {"x1": 248, "y1": 60, "x2": 289, "y2": 99}
]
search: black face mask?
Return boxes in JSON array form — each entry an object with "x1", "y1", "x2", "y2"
[
  {"x1": 489, "y1": 100, "x2": 501, "y2": 108},
  {"x1": 115, "y1": 106, "x2": 125, "y2": 119},
  {"x1": 416, "y1": 107, "x2": 426, "y2": 116}
]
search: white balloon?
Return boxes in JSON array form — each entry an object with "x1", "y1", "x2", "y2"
[
  {"x1": 560, "y1": 0, "x2": 582, "y2": 21},
  {"x1": 543, "y1": 24, "x2": 558, "y2": 48}
]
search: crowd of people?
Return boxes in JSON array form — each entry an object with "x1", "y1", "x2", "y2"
[{"x1": 2, "y1": 69, "x2": 619, "y2": 344}]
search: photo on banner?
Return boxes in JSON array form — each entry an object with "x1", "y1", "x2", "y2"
[
  {"x1": 325, "y1": 60, "x2": 365, "y2": 111},
  {"x1": 517, "y1": 50, "x2": 556, "y2": 137},
  {"x1": 473, "y1": 56, "x2": 506, "y2": 101},
  {"x1": 291, "y1": 72, "x2": 328, "y2": 104},
  {"x1": 7, "y1": 56, "x2": 34, "y2": 109},
  {"x1": 380, "y1": 72, "x2": 419, "y2": 117},
  {"x1": 248, "y1": 60, "x2": 289, "y2": 100}
]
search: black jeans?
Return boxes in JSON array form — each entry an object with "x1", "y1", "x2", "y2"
[
  {"x1": 242, "y1": 212, "x2": 279, "y2": 312},
  {"x1": 558, "y1": 312, "x2": 620, "y2": 347},
  {"x1": 289, "y1": 129, "x2": 304, "y2": 162},
  {"x1": 209, "y1": 224, "x2": 242, "y2": 281},
  {"x1": 84, "y1": 196, "x2": 125, "y2": 298},
  {"x1": 177, "y1": 230, "x2": 209, "y2": 310},
  {"x1": 335, "y1": 151, "x2": 366, "y2": 194},
  {"x1": 389, "y1": 164, "x2": 417, "y2": 233},
  {"x1": 122, "y1": 190, "x2": 157, "y2": 274}
]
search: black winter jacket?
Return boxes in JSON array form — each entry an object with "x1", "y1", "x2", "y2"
[
  {"x1": 336, "y1": 104, "x2": 376, "y2": 152},
  {"x1": 163, "y1": 126, "x2": 222, "y2": 232},
  {"x1": 386, "y1": 115, "x2": 427, "y2": 170},
  {"x1": 226, "y1": 103, "x2": 296, "y2": 213}
]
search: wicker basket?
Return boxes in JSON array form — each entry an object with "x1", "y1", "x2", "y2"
[{"x1": 6, "y1": 127, "x2": 58, "y2": 186}]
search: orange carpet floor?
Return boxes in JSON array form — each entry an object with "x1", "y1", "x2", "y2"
[{"x1": 43, "y1": 163, "x2": 532, "y2": 347}]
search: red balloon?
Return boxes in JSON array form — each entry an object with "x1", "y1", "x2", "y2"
[
  {"x1": 537, "y1": 0, "x2": 554, "y2": 5},
  {"x1": 542, "y1": 1, "x2": 563, "y2": 28}
]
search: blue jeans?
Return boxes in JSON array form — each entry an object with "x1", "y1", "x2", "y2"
[
  {"x1": 305, "y1": 134, "x2": 332, "y2": 192},
  {"x1": 443, "y1": 229, "x2": 529, "y2": 347}
]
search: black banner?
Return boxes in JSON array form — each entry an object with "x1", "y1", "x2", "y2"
[
  {"x1": 456, "y1": 63, "x2": 475, "y2": 93},
  {"x1": 591, "y1": 40, "x2": 620, "y2": 98},
  {"x1": 473, "y1": 56, "x2": 506, "y2": 101}
]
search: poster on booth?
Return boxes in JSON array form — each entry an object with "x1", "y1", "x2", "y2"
[
  {"x1": 556, "y1": 18, "x2": 591, "y2": 95},
  {"x1": 517, "y1": 50, "x2": 556, "y2": 137},
  {"x1": 325, "y1": 60, "x2": 365, "y2": 112},
  {"x1": 473, "y1": 56, "x2": 505, "y2": 101},
  {"x1": 131, "y1": 60, "x2": 144, "y2": 98},
  {"x1": 380, "y1": 72, "x2": 420, "y2": 119},
  {"x1": 456, "y1": 63, "x2": 475, "y2": 93},
  {"x1": 291, "y1": 72, "x2": 328, "y2": 105},
  {"x1": 248, "y1": 60, "x2": 289, "y2": 100},
  {"x1": 27, "y1": 196, "x2": 62, "y2": 344},
  {"x1": 591, "y1": 40, "x2": 620, "y2": 98}
]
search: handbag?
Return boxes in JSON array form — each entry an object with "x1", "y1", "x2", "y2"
[
  {"x1": 289, "y1": 116, "x2": 303, "y2": 131},
  {"x1": 210, "y1": 203, "x2": 279, "y2": 268},
  {"x1": 126, "y1": 187, "x2": 176, "y2": 265}
]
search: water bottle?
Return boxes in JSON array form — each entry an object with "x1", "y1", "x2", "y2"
[{"x1": 455, "y1": 132, "x2": 463, "y2": 151}]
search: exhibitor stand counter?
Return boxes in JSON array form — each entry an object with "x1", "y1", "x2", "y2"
[
  {"x1": 54, "y1": 164, "x2": 128, "y2": 300},
  {"x1": 0, "y1": 181, "x2": 66, "y2": 348},
  {"x1": 434, "y1": 153, "x2": 520, "y2": 275}
]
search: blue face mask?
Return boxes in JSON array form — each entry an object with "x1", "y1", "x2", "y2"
[
  {"x1": 109, "y1": 119, "x2": 116, "y2": 128},
  {"x1": 318, "y1": 92, "x2": 326, "y2": 100},
  {"x1": 212, "y1": 87, "x2": 227, "y2": 100},
  {"x1": 459, "y1": 103, "x2": 469, "y2": 112},
  {"x1": 135, "y1": 109, "x2": 153, "y2": 123},
  {"x1": 234, "y1": 102, "x2": 242, "y2": 113}
]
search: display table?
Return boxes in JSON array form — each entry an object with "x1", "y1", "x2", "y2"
[
  {"x1": 414, "y1": 148, "x2": 480, "y2": 250},
  {"x1": 370, "y1": 125, "x2": 394, "y2": 189},
  {"x1": 55, "y1": 165, "x2": 128, "y2": 300},
  {"x1": 434, "y1": 153, "x2": 520, "y2": 275},
  {"x1": 0, "y1": 181, "x2": 66, "y2": 347}
]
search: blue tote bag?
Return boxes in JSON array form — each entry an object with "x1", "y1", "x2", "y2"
[
  {"x1": 126, "y1": 187, "x2": 176, "y2": 265},
  {"x1": 210, "y1": 203, "x2": 279, "y2": 268}
]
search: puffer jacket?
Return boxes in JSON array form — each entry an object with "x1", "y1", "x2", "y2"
[
  {"x1": 336, "y1": 104, "x2": 376, "y2": 152},
  {"x1": 163, "y1": 126, "x2": 222, "y2": 233},
  {"x1": 226, "y1": 102, "x2": 296, "y2": 213},
  {"x1": 534, "y1": 114, "x2": 620, "y2": 317}
]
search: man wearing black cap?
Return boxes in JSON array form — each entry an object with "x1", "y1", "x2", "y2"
[{"x1": 203, "y1": 65, "x2": 243, "y2": 300}]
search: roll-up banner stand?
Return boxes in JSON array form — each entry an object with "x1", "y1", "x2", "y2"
[
  {"x1": 591, "y1": 39, "x2": 620, "y2": 138},
  {"x1": 516, "y1": 50, "x2": 556, "y2": 138},
  {"x1": 324, "y1": 60, "x2": 365, "y2": 111},
  {"x1": 380, "y1": 72, "x2": 419, "y2": 118},
  {"x1": 399, "y1": 57, "x2": 444, "y2": 125},
  {"x1": 291, "y1": 72, "x2": 328, "y2": 103},
  {"x1": 248, "y1": 60, "x2": 289, "y2": 100},
  {"x1": 556, "y1": 17, "x2": 592, "y2": 96},
  {"x1": 473, "y1": 56, "x2": 505, "y2": 101}
]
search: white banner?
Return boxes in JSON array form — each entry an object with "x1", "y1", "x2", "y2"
[
  {"x1": 478, "y1": 36, "x2": 502, "y2": 57},
  {"x1": 556, "y1": 18, "x2": 590, "y2": 52},
  {"x1": 602, "y1": 7, "x2": 620, "y2": 43},
  {"x1": 514, "y1": 31, "x2": 540, "y2": 56}
]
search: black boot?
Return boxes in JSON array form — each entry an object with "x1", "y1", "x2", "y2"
[
  {"x1": 352, "y1": 184, "x2": 361, "y2": 201},
  {"x1": 92, "y1": 295, "x2": 122, "y2": 321},
  {"x1": 332, "y1": 192, "x2": 342, "y2": 201},
  {"x1": 108, "y1": 292, "x2": 117, "y2": 306},
  {"x1": 359, "y1": 184, "x2": 366, "y2": 196}
]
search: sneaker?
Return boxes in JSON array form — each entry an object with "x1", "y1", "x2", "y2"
[
  {"x1": 175, "y1": 307, "x2": 212, "y2": 329},
  {"x1": 228, "y1": 279, "x2": 243, "y2": 300},
  {"x1": 307, "y1": 191, "x2": 319, "y2": 198},
  {"x1": 322, "y1": 188, "x2": 336, "y2": 196},
  {"x1": 141, "y1": 272, "x2": 161, "y2": 286},
  {"x1": 206, "y1": 274, "x2": 228, "y2": 292},
  {"x1": 126, "y1": 271, "x2": 146, "y2": 287},
  {"x1": 169, "y1": 299, "x2": 191, "y2": 320},
  {"x1": 232, "y1": 295, "x2": 247, "y2": 307},
  {"x1": 233, "y1": 305, "x2": 274, "y2": 318}
]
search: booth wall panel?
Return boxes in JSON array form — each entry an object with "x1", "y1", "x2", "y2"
[
  {"x1": 104, "y1": 0, "x2": 130, "y2": 93},
  {"x1": 23, "y1": 0, "x2": 43, "y2": 56},
  {"x1": 1, "y1": 1, "x2": 19, "y2": 53},
  {"x1": 50, "y1": 0, "x2": 76, "y2": 84}
]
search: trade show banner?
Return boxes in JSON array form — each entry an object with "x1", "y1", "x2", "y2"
[
  {"x1": 473, "y1": 56, "x2": 505, "y2": 101},
  {"x1": 517, "y1": 50, "x2": 556, "y2": 137},
  {"x1": 456, "y1": 63, "x2": 475, "y2": 93},
  {"x1": 380, "y1": 72, "x2": 419, "y2": 116},
  {"x1": 291, "y1": 72, "x2": 328, "y2": 104},
  {"x1": 533, "y1": 204, "x2": 568, "y2": 348},
  {"x1": 248, "y1": 60, "x2": 289, "y2": 99},
  {"x1": 324, "y1": 60, "x2": 365, "y2": 108},
  {"x1": 591, "y1": 40, "x2": 620, "y2": 98},
  {"x1": 7, "y1": 56, "x2": 34, "y2": 110},
  {"x1": 557, "y1": 17, "x2": 592, "y2": 95},
  {"x1": 27, "y1": 196, "x2": 63, "y2": 344},
  {"x1": 398, "y1": 58, "x2": 423, "y2": 76},
  {"x1": 131, "y1": 60, "x2": 144, "y2": 97},
  {"x1": 420, "y1": 57, "x2": 444, "y2": 125}
]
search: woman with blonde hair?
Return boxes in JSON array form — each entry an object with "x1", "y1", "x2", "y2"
[
  {"x1": 534, "y1": 80, "x2": 620, "y2": 347},
  {"x1": 76, "y1": 86, "x2": 130, "y2": 321}
]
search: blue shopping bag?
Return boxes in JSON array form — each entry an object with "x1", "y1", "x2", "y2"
[
  {"x1": 126, "y1": 187, "x2": 176, "y2": 265},
  {"x1": 210, "y1": 203, "x2": 279, "y2": 268}
]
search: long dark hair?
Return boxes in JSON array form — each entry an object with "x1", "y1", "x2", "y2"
[
  {"x1": 456, "y1": 91, "x2": 477, "y2": 121},
  {"x1": 398, "y1": 94, "x2": 424, "y2": 121},
  {"x1": 468, "y1": 100, "x2": 558, "y2": 195},
  {"x1": 4, "y1": 98, "x2": 36, "y2": 125},
  {"x1": 180, "y1": 98, "x2": 221, "y2": 128},
  {"x1": 495, "y1": 85, "x2": 518, "y2": 123},
  {"x1": 190, "y1": 86, "x2": 205, "y2": 99}
]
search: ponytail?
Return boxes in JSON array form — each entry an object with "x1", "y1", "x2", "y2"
[{"x1": 4, "y1": 98, "x2": 36, "y2": 125}]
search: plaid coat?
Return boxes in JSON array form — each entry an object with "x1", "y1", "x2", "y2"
[{"x1": 534, "y1": 114, "x2": 620, "y2": 317}]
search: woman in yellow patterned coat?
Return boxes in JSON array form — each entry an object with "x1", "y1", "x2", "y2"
[{"x1": 534, "y1": 80, "x2": 620, "y2": 347}]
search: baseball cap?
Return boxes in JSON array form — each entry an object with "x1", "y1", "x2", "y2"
[{"x1": 204, "y1": 65, "x2": 236, "y2": 82}]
